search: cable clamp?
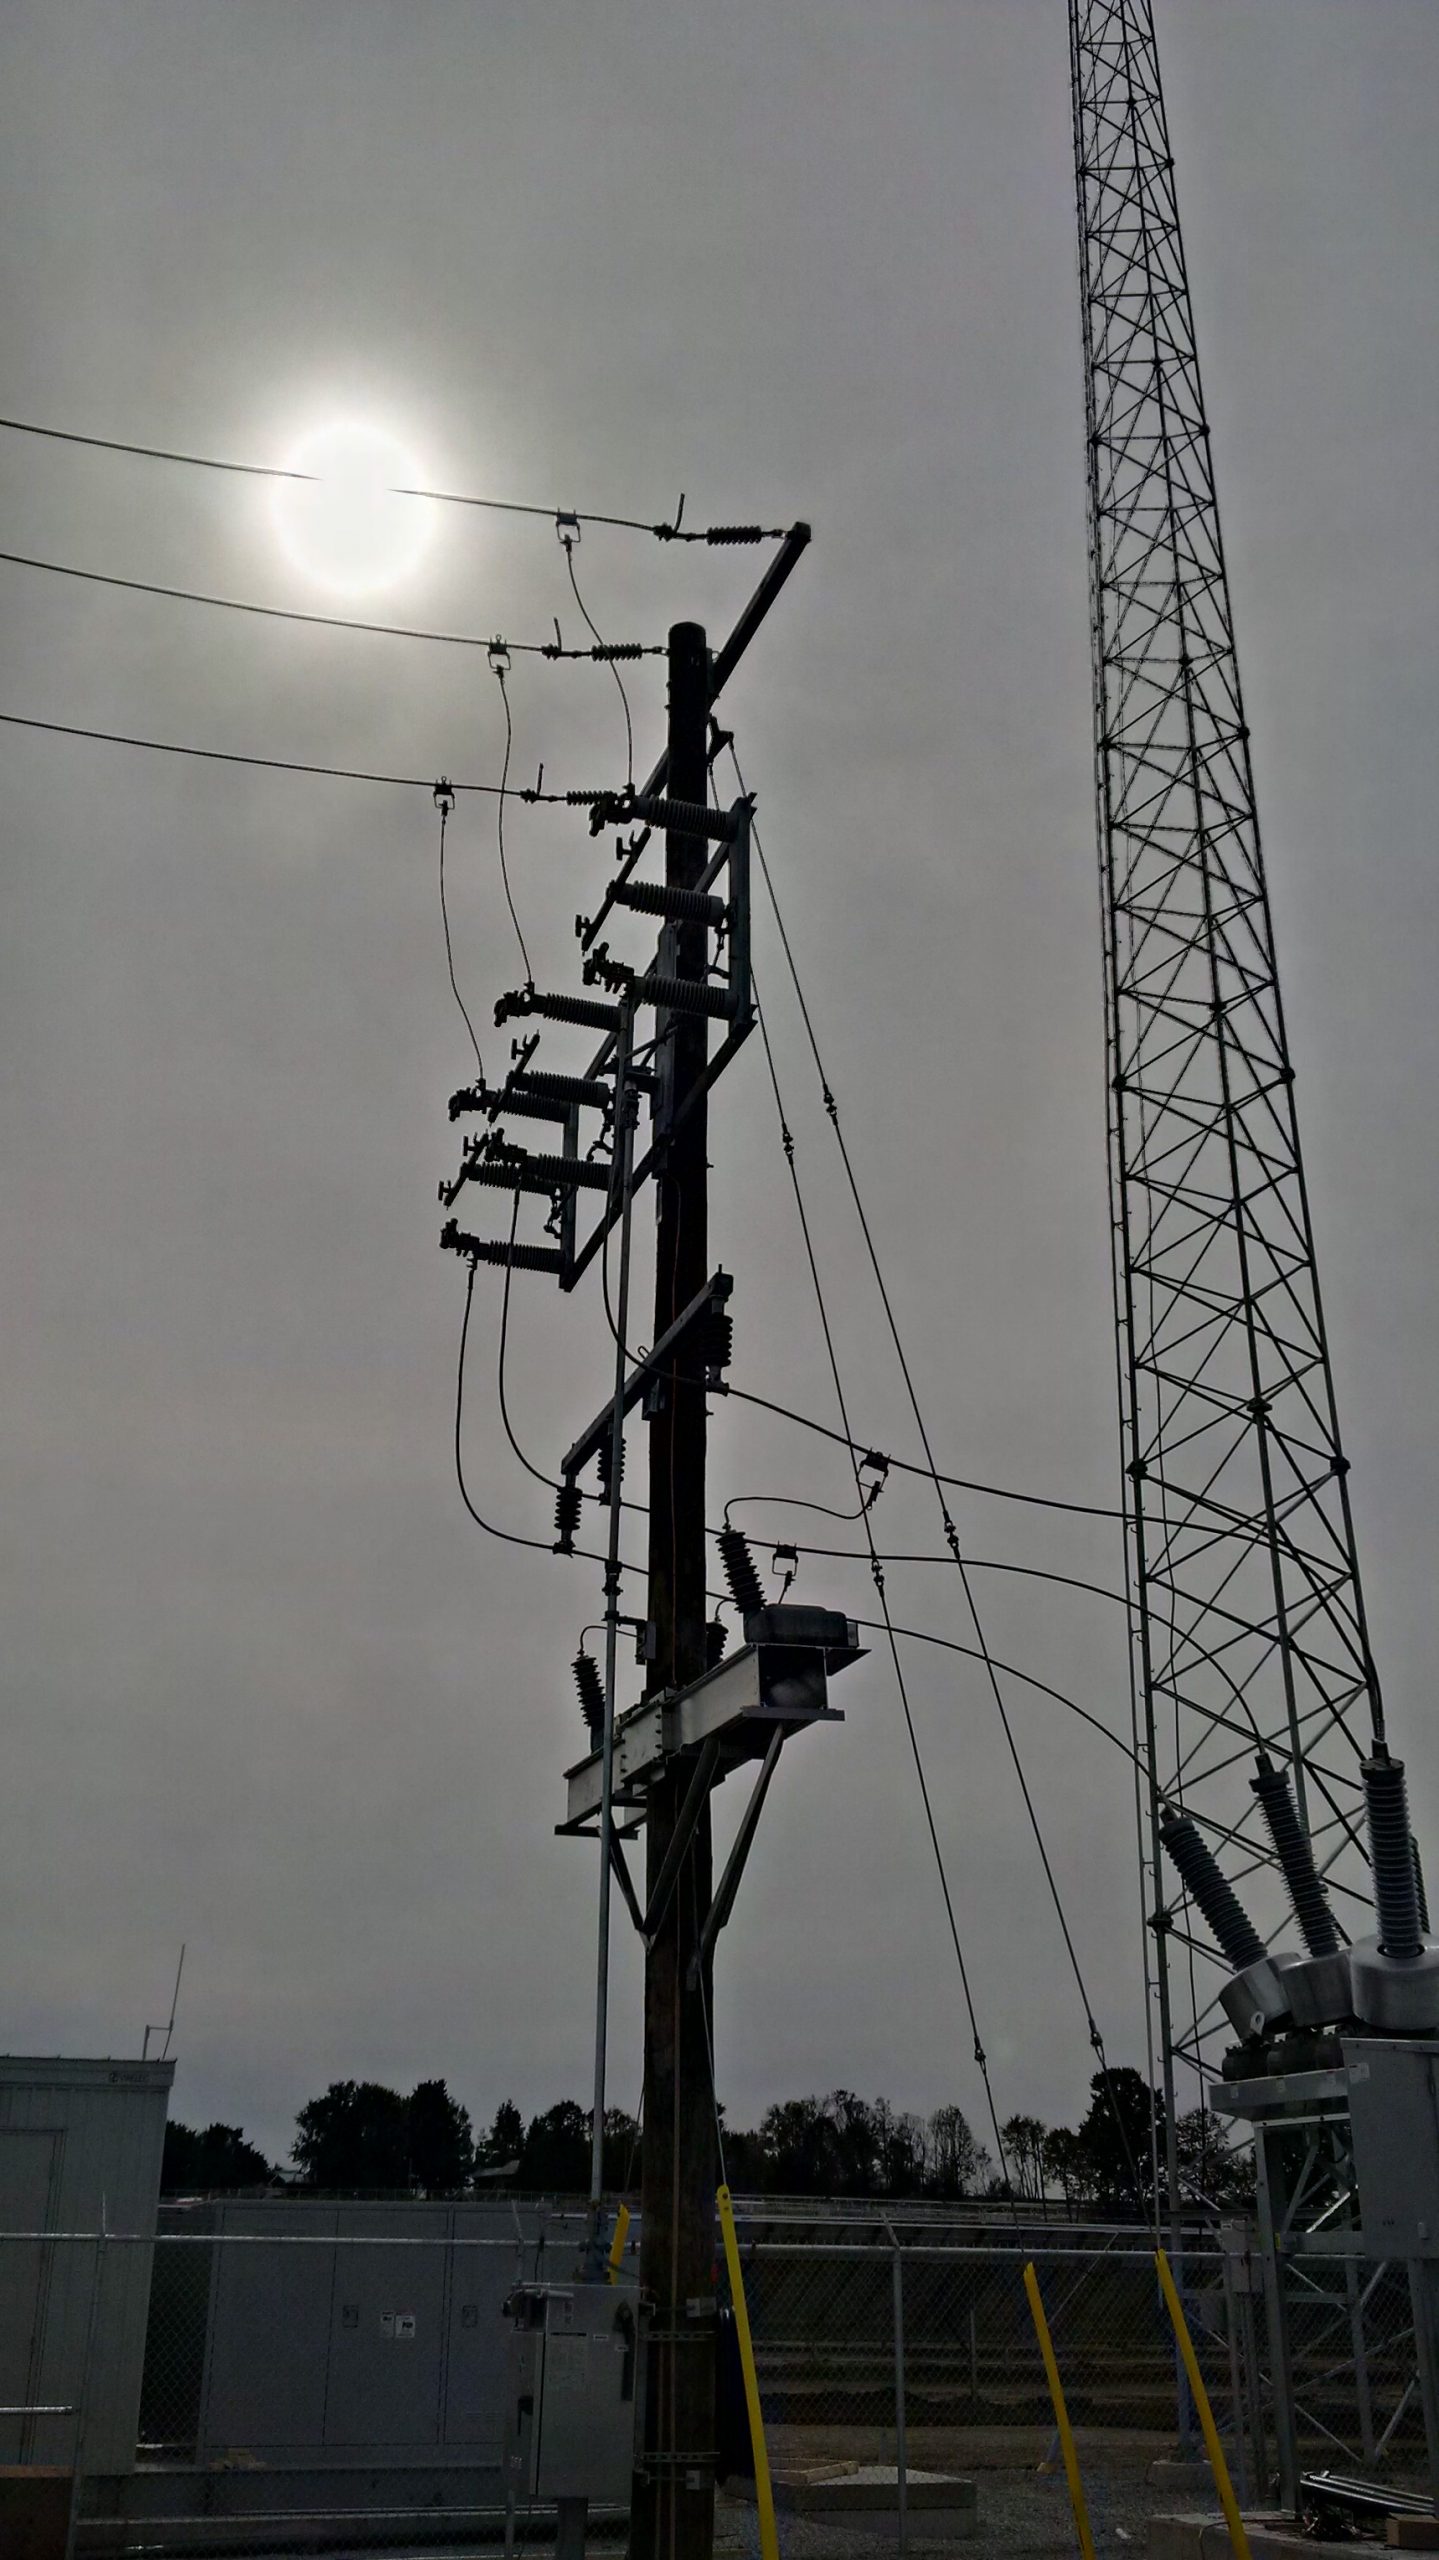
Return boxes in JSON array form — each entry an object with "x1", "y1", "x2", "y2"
[
  {"x1": 487, "y1": 638, "x2": 511, "y2": 676},
  {"x1": 555, "y1": 510, "x2": 580, "y2": 550},
  {"x1": 433, "y1": 776, "x2": 456, "y2": 817}
]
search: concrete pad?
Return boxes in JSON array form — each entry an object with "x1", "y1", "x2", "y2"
[{"x1": 1147, "y1": 2514, "x2": 1358, "y2": 2560}]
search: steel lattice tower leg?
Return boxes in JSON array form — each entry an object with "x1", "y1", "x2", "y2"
[{"x1": 1068, "y1": 0, "x2": 1381, "y2": 2145}]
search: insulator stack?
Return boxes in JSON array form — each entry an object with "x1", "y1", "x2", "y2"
[
  {"x1": 439, "y1": 1221, "x2": 563, "y2": 1276},
  {"x1": 1415, "y1": 1836, "x2": 1432, "y2": 1936},
  {"x1": 1250, "y1": 1753, "x2": 1340, "y2": 1957},
  {"x1": 553, "y1": 1481, "x2": 582, "y2": 1551},
  {"x1": 588, "y1": 794, "x2": 737, "y2": 843},
  {"x1": 495, "y1": 987, "x2": 622, "y2": 1033},
  {"x1": 1364, "y1": 1751, "x2": 1425, "y2": 1959},
  {"x1": 511, "y1": 1069, "x2": 614, "y2": 1110},
  {"x1": 468, "y1": 1149, "x2": 612, "y2": 1195},
  {"x1": 1159, "y1": 1807, "x2": 1267, "y2": 1972},
  {"x1": 449, "y1": 1080, "x2": 569, "y2": 1126},
  {"x1": 630, "y1": 971, "x2": 736, "y2": 1022},
  {"x1": 706, "y1": 1619, "x2": 727, "y2": 1670},
  {"x1": 611, "y1": 878, "x2": 726, "y2": 928},
  {"x1": 597, "y1": 1434, "x2": 624, "y2": 1498},
  {"x1": 718, "y1": 1526, "x2": 766, "y2": 1626},
  {"x1": 573, "y1": 1651, "x2": 605, "y2": 1748},
  {"x1": 702, "y1": 1311, "x2": 734, "y2": 1377}
]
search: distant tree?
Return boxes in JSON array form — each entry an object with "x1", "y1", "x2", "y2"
[
  {"x1": 293, "y1": 2082, "x2": 410, "y2": 2190},
  {"x1": 408, "y1": 2080, "x2": 474, "y2": 2194},
  {"x1": 476, "y1": 2101, "x2": 525, "y2": 2177},
  {"x1": 827, "y1": 2091, "x2": 882, "y2": 2195},
  {"x1": 518, "y1": 2101, "x2": 590, "y2": 2193},
  {"x1": 927, "y1": 2105, "x2": 990, "y2": 2199},
  {"x1": 162, "y1": 2121, "x2": 273, "y2": 2193},
  {"x1": 1072, "y1": 2067, "x2": 1162, "y2": 2218},
  {"x1": 1175, "y1": 2106, "x2": 1255, "y2": 2210},
  {"x1": 1001, "y1": 2114, "x2": 1049, "y2": 2203},
  {"x1": 872, "y1": 2100, "x2": 928, "y2": 2198},
  {"x1": 1042, "y1": 2127, "x2": 1089, "y2": 2214},
  {"x1": 758, "y1": 2097, "x2": 840, "y2": 2194},
  {"x1": 600, "y1": 2107, "x2": 641, "y2": 2192}
]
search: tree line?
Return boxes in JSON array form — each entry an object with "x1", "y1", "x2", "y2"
[{"x1": 162, "y1": 2065, "x2": 1252, "y2": 2217}]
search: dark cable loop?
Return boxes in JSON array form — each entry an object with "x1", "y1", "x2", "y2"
[
  {"x1": 492, "y1": 664, "x2": 535, "y2": 985},
  {"x1": 559, "y1": 532, "x2": 634, "y2": 791},
  {"x1": 436, "y1": 793, "x2": 484, "y2": 1079}
]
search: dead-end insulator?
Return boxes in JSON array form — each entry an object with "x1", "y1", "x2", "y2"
[
  {"x1": 588, "y1": 793, "x2": 738, "y2": 843},
  {"x1": 573, "y1": 1650, "x2": 605, "y2": 1748},
  {"x1": 704, "y1": 525, "x2": 767, "y2": 545},
  {"x1": 495, "y1": 987, "x2": 623, "y2": 1033},
  {"x1": 1158, "y1": 1806, "x2": 1266, "y2": 1972},
  {"x1": 553, "y1": 1481, "x2": 582, "y2": 1553},
  {"x1": 469, "y1": 1146, "x2": 612, "y2": 1195},
  {"x1": 1250, "y1": 1752, "x2": 1340, "y2": 1958},
  {"x1": 718, "y1": 1525, "x2": 766, "y2": 1628},
  {"x1": 439, "y1": 1219, "x2": 564, "y2": 1276}
]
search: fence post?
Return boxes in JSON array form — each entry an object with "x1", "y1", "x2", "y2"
[
  {"x1": 64, "y1": 2223, "x2": 105, "y2": 2560},
  {"x1": 886, "y1": 2227, "x2": 908, "y2": 2560}
]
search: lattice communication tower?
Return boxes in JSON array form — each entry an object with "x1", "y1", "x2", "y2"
[{"x1": 1068, "y1": 0, "x2": 1382, "y2": 2115}]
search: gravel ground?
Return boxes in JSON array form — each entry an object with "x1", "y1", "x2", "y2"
[{"x1": 713, "y1": 2429, "x2": 1218, "y2": 2560}]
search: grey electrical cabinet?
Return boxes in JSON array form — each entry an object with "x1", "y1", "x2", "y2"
[
  {"x1": 0, "y1": 2054, "x2": 173, "y2": 2474},
  {"x1": 1344, "y1": 2038, "x2": 1439, "y2": 2256},
  {"x1": 504, "y1": 2282, "x2": 641, "y2": 2503}
]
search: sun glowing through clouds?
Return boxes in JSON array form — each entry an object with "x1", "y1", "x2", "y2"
[{"x1": 271, "y1": 421, "x2": 433, "y2": 597}]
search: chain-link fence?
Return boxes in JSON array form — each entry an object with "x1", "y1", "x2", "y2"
[{"x1": 1, "y1": 2210, "x2": 1432, "y2": 2554}]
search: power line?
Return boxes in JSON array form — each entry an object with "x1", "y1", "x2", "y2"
[
  {"x1": 747, "y1": 963, "x2": 1014, "y2": 2190},
  {"x1": 491, "y1": 660, "x2": 534, "y2": 983},
  {"x1": 0, "y1": 546, "x2": 665, "y2": 656},
  {"x1": 738, "y1": 740, "x2": 1142, "y2": 2199},
  {"x1": 0, "y1": 707, "x2": 550, "y2": 796},
  {"x1": 0, "y1": 413, "x2": 790, "y2": 545},
  {"x1": 716, "y1": 1380, "x2": 1121, "y2": 1521}
]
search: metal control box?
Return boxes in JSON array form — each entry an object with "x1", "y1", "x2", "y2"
[
  {"x1": 504, "y1": 2281, "x2": 640, "y2": 2503},
  {"x1": 1344, "y1": 2037, "x2": 1439, "y2": 2256}
]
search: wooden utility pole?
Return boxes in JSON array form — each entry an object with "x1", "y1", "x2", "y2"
[{"x1": 632, "y1": 621, "x2": 718, "y2": 2560}]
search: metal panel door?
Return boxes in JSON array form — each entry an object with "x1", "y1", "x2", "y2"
[{"x1": 324, "y1": 2224, "x2": 446, "y2": 2450}]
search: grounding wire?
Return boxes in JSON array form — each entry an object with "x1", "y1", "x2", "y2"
[
  {"x1": 559, "y1": 531, "x2": 634, "y2": 791},
  {"x1": 736, "y1": 740, "x2": 1142, "y2": 2192},
  {"x1": 436, "y1": 791, "x2": 485, "y2": 1079},
  {"x1": 0, "y1": 546, "x2": 665, "y2": 657},
  {"x1": 491, "y1": 659, "x2": 535, "y2": 984},
  {"x1": 748, "y1": 962, "x2": 1014, "y2": 2192}
]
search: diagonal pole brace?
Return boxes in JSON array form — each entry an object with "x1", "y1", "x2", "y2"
[
  {"x1": 642, "y1": 1737, "x2": 720, "y2": 1945},
  {"x1": 694, "y1": 1728, "x2": 784, "y2": 1976}
]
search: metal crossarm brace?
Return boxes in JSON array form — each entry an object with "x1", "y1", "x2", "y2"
[
  {"x1": 695, "y1": 1727, "x2": 784, "y2": 1973},
  {"x1": 641, "y1": 1739, "x2": 721, "y2": 1945},
  {"x1": 559, "y1": 1271, "x2": 733, "y2": 1483}
]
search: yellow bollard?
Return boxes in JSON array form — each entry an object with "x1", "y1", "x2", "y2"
[
  {"x1": 717, "y1": 2183, "x2": 780, "y2": 2560},
  {"x1": 607, "y1": 2201, "x2": 631, "y2": 2284},
  {"x1": 1154, "y1": 2248, "x2": 1253, "y2": 2560},
  {"x1": 1022, "y1": 2262, "x2": 1097, "y2": 2560}
]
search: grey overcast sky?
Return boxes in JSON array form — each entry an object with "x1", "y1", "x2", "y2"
[{"x1": 2, "y1": 1, "x2": 1436, "y2": 2169}]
